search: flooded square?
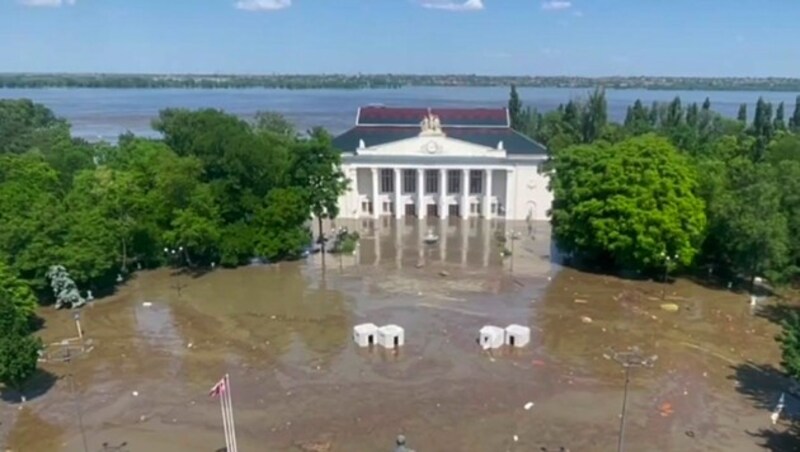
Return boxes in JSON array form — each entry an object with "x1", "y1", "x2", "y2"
[{"x1": 1, "y1": 219, "x2": 791, "y2": 451}]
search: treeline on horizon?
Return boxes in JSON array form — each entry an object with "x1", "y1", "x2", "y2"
[
  {"x1": 3, "y1": 73, "x2": 800, "y2": 91},
  {"x1": 509, "y1": 86, "x2": 800, "y2": 287}
]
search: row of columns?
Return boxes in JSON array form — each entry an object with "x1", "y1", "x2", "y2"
[{"x1": 368, "y1": 168, "x2": 502, "y2": 220}]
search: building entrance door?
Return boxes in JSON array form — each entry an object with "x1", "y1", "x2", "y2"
[
  {"x1": 448, "y1": 204, "x2": 460, "y2": 217},
  {"x1": 405, "y1": 204, "x2": 416, "y2": 217},
  {"x1": 427, "y1": 204, "x2": 438, "y2": 217}
]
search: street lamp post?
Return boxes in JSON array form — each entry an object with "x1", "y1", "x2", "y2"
[
  {"x1": 508, "y1": 230, "x2": 521, "y2": 273},
  {"x1": 660, "y1": 251, "x2": 678, "y2": 299},
  {"x1": 609, "y1": 347, "x2": 657, "y2": 452},
  {"x1": 163, "y1": 246, "x2": 186, "y2": 296}
]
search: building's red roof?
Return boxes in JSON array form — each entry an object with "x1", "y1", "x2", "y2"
[{"x1": 357, "y1": 106, "x2": 509, "y2": 127}]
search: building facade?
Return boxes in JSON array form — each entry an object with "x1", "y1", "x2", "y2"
[{"x1": 332, "y1": 106, "x2": 552, "y2": 221}]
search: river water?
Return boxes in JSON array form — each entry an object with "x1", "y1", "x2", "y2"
[
  {"x1": 0, "y1": 219, "x2": 793, "y2": 451},
  {"x1": 1, "y1": 87, "x2": 798, "y2": 142}
]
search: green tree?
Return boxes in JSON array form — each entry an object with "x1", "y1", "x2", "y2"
[
  {"x1": 253, "y1": 111, "x2": 296, "y2": 137},
  {"x1": 737, "y1": 103, "x2": 748, "y2": 124},
  {"x1": 711, "y1": 159, "x2": 789, "y2": 284},
  {"x1": 255, "y1": 187, "x2": 312, "y2": 260},
  {"x1": 0, "y1": 331, "x2": 42, "y2": 395},
  {"x1": 775, "y1": 102, "x2": 787, "y2": 131},
  {"x1": 0, "y1": 99, "x2": 65, "y2": 155},
  {"x1": 751, "y1": 98, "x2": 775, "y2": 161},
  {"x1": 790, "y1": 95, "x2": 800, "y2": 131},
  {"x1": 581, "y1": 87, "x2": 607, "y2": 143},
  {"x1": 663, "y1": 96, "x2": 683, "y2": 129},
  {"x1": 288, "y1": 128, "x2": 348, "y2": 244},
  {"x1": 0, "y1": 154, "x2": 64, "y2": 289},
  {"x1": 778, "y1": 310, "x2": 800, "y2": 380},
  {"x1": 0, "y1": 262, "x2": 38, "y2": 323},
  {"x1": 508, "y1": 85, "x2": 524, "y2": 131},
  {"x1": 550, "y1": 134, "x2": 706, "y2": 273},
  {"x1": 163, "y1": 184, "x2": 221, "y2": 265}
]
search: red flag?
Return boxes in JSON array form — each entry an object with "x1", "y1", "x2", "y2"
[{"x1": 209, "y1": 377, "x2": 226, "y2": 398}]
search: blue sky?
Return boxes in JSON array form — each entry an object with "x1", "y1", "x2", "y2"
[{"x1": 1, "y1": 0, "x2": 798, "y2": 76}]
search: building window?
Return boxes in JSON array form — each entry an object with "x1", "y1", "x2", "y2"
[
  {"x1": 380, "y1": 169, "x2": 394, "y2": 193},
  {"x1": 469, "y1": 170, "x2": 483, "y2": 195},
  {"x1": 425, "y1": 170, "x2": 438, "y2": 194},
  {"x1": 403, "y1": 169, "x2": 416, "y2": 194},
  {"x1": 362, "y1": 201, "x2": 369, "y2": 214},
  {"x1": 470, "y1": 202, "x2": 480, "y2": 214},
  {"x1": 447, "y1": 170, "x2": 461, "y2": 194}
]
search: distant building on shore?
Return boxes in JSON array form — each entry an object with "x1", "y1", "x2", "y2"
[{"x1": 332, "y1": 106, "x2": 552, "y2": 221}]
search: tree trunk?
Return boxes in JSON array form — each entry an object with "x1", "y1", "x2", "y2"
[
  {"x1": 318, "y1": 215, "x2": 326, "y2": 268},
  {"x1": 120, "y1": 239, "x2": 128, "y2": 273}
]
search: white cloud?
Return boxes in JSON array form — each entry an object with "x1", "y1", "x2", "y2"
[
  {"x1": 421, "y1": 0, "x2": 484, "y2": 12},
  {"x1": 235, "y1": 0, "x2": 291, "y2": 12},
  {"x1": 18, "y1": 0, "x2": 75, "y2": 7},
  {"x1": 541, "y1": 1, "x2": 572, "y2": 11}
]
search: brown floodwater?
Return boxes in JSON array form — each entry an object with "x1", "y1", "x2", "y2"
[{"x1": 0, "y1": 219, "x2": 794, "y2": 451}]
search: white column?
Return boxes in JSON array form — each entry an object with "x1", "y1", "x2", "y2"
[
  {"x1": 461, "y1": 168, "x2": 470, "y2": 219},
  {"x1": 439, "y1": 168, "x2": 448, "y2": 219},
  {"x1": 417, "y1": 168, "x2": 426, "y2": 219},
  {"x1": 394, "y1": 220, "x2": 402, "y2": 268},
  {"x1": 374, "y1": 223, "x2": 381, "y2": 265},
  {"x1": 483, "y1": 169, "x2": 493, "y2": 219},
  {"x1": 393, "y1": 168, "x2": 402, "y2": 219},
  {"x1": 505, "y1": 169, "x2": 516, "y2": 220},
  {"x1": 371, "y1": 168, "x2": 379, "y2": 219},
  {"x1": 482, "y1": 219, "x2": 491, "y2": 267},
  {"x1": 461, "y1": 219, "x2": 469, "y2": 265},
  {"x1": 439, "y1": 223, "x2": 447, "y2": 262}
]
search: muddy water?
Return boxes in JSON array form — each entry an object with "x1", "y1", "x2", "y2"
[{"x1": 0, "y1": 219, "x2": 791, "y2": 451}]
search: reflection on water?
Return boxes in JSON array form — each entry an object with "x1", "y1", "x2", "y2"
[
  {"x1": 133, "y1": 302, "x2": 185, "y2": 362},
  {"x1": 338, "y1": 217, "x2": 529, "y2": 269}
]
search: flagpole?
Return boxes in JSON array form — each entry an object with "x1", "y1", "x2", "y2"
[
  {"x1": 219, "y1": 383, "x2": 232, "y2": 452},
  {"x1": 225, "y1": 373, "x2": 239, "y2": 452}
]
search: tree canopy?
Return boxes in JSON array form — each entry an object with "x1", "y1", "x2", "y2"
[
  {"x1": 0, "y1": 101, "x2": 347, "y2": 300},
  {"x1": 550, "y1": 134, "x2": 706, "y2": 273}
]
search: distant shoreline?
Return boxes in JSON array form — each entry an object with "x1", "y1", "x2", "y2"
[{"x1": 2, "y1": 73, "x2": 800, "y2": 92}]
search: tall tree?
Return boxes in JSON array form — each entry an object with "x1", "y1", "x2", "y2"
[
  {"x1": 508, "y1": 85, "x2": 524, "y2": 131},
  {"x1": 790, "y1": 95, "x2": 800, "y2": 131},
  {"x1": 648, "y1": 101, "x2": 660, "y2": 126},
  {"x1": 289, "y1": 128, "x2": 348, "y2": 248},
  {"x1": 581, "y1": 87, "x2": 607, "y2": 143},
  {"x1": 775, "y1": 102, "x2": 787, "y2": 131},
  {"x1": 737, "y1": 103, "x2": 748, "y2": 124},
  {"x1": 664, "y1": 96, "x2": 684, "y2": 129},
  {"x1": 702, "y1": 97, "x2": 712, "y2": 111},
  {"x1": 751, "y1": 98, "x2": 775, "y2": 161},
  {"x1": 711, "y1": 159, "x2": 789, "y2": 284}
]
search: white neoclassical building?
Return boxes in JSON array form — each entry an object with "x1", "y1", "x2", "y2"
[{"x1": 333, "y1": 106, "x2": 552, "y2": 221}]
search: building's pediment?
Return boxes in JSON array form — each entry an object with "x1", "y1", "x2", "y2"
[{"x1": 356, "y1": 135, "x2": 507, "y2": 158}]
